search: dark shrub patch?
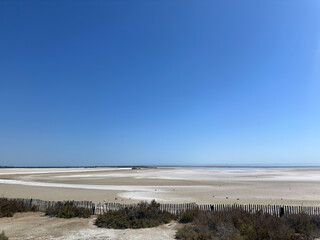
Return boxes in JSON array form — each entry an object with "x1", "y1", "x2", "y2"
[
  {"x1": 45, "y1": 201, "x2": 91, "y2": 218},
  {"x1": 0, "y1": 198, "x2": 38, "y2": 218},
  {"x1": 176, "y1": 209, "x2": 320, "y2": 240},
  {"x1": 0, "y1": 231, "x2": 8, "y2": 240},
  {"x1": 95, "y1": 200, "x2": 175, "y2": 229},
  {"x1": 179, "y1": 209, "x2": 199, "y2": 223},
  {"x1": 176, "y1": 226, "x2": 205, "y2": 240}
]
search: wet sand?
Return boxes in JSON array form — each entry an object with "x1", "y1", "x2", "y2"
[{"x1": 1, "y1": 167, "x2": 320, "y2": 206}]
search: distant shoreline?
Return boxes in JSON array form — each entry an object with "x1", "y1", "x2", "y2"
[{"x1": 1, "y1": 165, "x2": 320, "y2": 169}]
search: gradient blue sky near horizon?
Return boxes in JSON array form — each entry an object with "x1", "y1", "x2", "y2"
[{"x1": 0, "y1": 0, "x2": 319, "y2": 166}]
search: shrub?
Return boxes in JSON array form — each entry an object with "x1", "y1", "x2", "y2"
[
  {"x1": 0, "y1": 198, "x2": 38, "y2": 218},
  {"x1": 284, "y1": 213, "x2": 320, "y2": 239},
  {"x1": 45, "y1": 201, "x2": 91, "y2": 218},
  {"x1": 176, "y1": 209, "x2": 320, "y2": 240},
  {"x1": 179, "y1": 209, "x2": 199, "y2": 223},
  {"x1": 95, "y1": 200, "x2": 175, "y2": 229},
  {"x1": 176, "y1": 226, "x2": 205, "y2": 240},
  {"x1": 0, "y1": 231, "x2": 8, "y2": 240}
]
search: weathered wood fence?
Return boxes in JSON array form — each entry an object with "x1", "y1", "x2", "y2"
[
  {"x1": 7, "y1": 198, "x2": 320, "y2": 217},
  {"x1": 8, "y1": 198, "x2": 96, "y2": 214}
]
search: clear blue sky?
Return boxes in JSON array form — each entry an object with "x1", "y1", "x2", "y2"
[{"x1": 0, "y1": 0, "x2": 319, "y2": 166}]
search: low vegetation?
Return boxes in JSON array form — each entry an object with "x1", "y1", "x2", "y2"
[
  {"x1": 179, "y1": 209, "x2": 199, "y2": 223},
  {"x1": 0, "y1": 231, "x2": 8, "y2": 240},
  {"x1": 45, "y1": 201, "x2": 92, "y2": 218},
  {"x1": 95, "y1": 200, "x2": 175, "y2": 229},
  {"x1": 0, "y1": 198, "x2": 37, "y2": 218},
  {"x1": 176, "y1": 209, "x2": 320, "y2": 240},
  {"x1": 3, "y1": 196, "x2": 320, "y2": 239}
]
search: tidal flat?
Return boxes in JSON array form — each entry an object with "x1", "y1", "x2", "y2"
[{"x1": 1, "y1": 167, "x2": 320, "y2": 206}]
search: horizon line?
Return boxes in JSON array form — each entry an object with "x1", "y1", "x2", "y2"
[{"x1": 1, "y1": 164, "x2": 320, "y2": 169}]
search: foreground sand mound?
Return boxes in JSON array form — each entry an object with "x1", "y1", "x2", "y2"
[{"x1": 0, "y1": 212, "x2": 180, "y2": 240}]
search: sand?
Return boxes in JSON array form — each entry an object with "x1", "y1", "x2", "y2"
[
  {"x1": 1, "y1": 167, "x2": 320, "y2": 240},
  {"x1": 1, "y1": 167, "x2": 320, "y2": 206},
  {"x1": 0, "y1": 212, "x2": 180, "y2": 240}
]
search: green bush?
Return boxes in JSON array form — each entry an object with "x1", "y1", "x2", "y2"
[
  {"x1": 0, "y1": 198, "x2": 38, "y2": 218},
  {"x1": 0, "y1": 231, "x2": 8, "y2": 240},
  {"x1": 45, "y1": 201, "x2": 91, "y2": 218},
  {"x1": 179, "y1": 209, "x2": 199, "y2": 223},
  {"x1": 176, "y1": 226, "x2": 216, "y2": 240},
  {"x1": 95, "y1": 200, "x2": 175, "y2": 229},
  {"x1": 176, "y1": 209, "x2": 320, "y2": 240}
]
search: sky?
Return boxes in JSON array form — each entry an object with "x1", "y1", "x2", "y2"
[{"x1": 0, "y1": 0, "x2": 319, "y2": 166}]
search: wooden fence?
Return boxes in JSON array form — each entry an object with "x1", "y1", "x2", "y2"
[
  {"x1": 8, "y1": 198, "x2": 95, "y2": 214},
  {"x1": 6, "y1": 198, "x2": 320, "y2": 217}
]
